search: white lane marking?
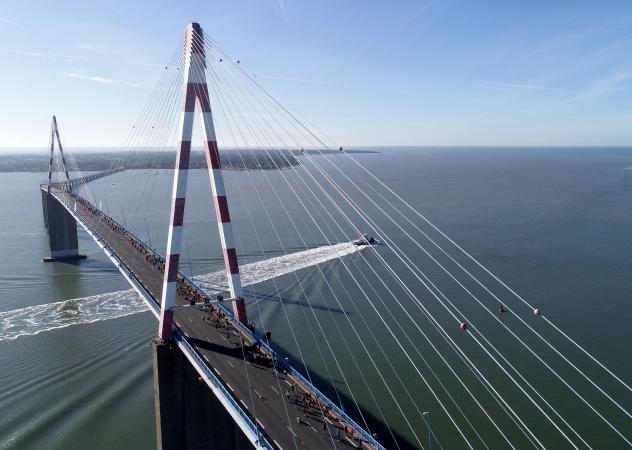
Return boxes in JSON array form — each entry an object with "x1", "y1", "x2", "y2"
[
  {"x1": 225, "y1": 382, "x2": 233, "y2": 392},
  {"x1": 284, "y1": 380, "x2": 293, "y2": 388},
  {"x1": 270, "y1": 385, "x2": 279, "y2": 395},
  {"x1": 286, "y1": 426, "x2": 297, "y2": 438},
  {"x1": 273, "y1": 440, "x2": 284, "y2": 450},
  {"x1": 256, "y1": 419, "x2": 266, "y2": 430},
  {"x1": 203, "y1": 355, "x2": 210, "y2": 362},
  {"x1": 226, "y1": 360, "x2": 234, "y2": 368},
  {"x1": 309, "y1": 424, "x2": 317, "y2": 433}
]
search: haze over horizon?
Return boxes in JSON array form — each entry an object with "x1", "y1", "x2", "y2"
[{"x1": 1, "y1": 0, "x2": 632, "y2": 148}]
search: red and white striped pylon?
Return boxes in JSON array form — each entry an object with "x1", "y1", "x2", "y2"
[
  {"x1": 47, "y1": 115, "x2": 71, "y2": 194},
  {"x1": 158, "y1": 22, "x2": 247, "y2": 340}
]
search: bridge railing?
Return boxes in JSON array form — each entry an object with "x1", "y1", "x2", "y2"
[
  {"x1": 63, "y1": 190, "x2": 384, "y2": 450},
  {"x1": 53, "y1": 191, "x2": 274, "y2": 448},
  {"x1": 125, "y1": 232, "x2": 384, "y2": 448},
  {"x1": 213, "y1": 302, "x2": 386, "y2": 450},
  {"x1": 41, "y1": 168, "x2": 124, "y2": 192},
  {"x1": 51, "y1": 190, "x2": 161, "y2": 317},
  {"x1": 173, "y1": 329, "x2": 275, "y2": 449}
]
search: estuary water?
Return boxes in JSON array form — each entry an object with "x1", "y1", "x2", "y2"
[{"x1": 1, "y1": 147, "x2": 632, "y2": 449}]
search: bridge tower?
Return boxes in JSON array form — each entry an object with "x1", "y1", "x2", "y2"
[
  {"x1": 158, "y1": 22, "x2": 247, "y2": 340},
  {"x1": 152, "y1": 23, "x2": 252, "y2": 450},
  {"x1": 41, "y1": 116, "x2": 85, "y2": 262}
]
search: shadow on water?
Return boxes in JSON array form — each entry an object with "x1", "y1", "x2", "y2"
[
  {"x1": 187, "y1": 310, "x2": 411, "y2": 448},
  {"x1": 266, "y1": 341, "x2": 416, "y2": 450},
  {"x1": 44, "y1": 257, "x2": 117, "y2": 271},
  {"x1": 248, "y1": 290, "x2": 351, "y2": 316}
]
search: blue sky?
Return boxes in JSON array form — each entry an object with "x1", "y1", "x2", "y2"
[{"x1": 1, "y1": 0, "x2": 632, "y2": 147}]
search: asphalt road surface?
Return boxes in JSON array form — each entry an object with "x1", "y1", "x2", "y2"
[{"x1": 53, "y1": 188, "x2": 373, "y2": 450}]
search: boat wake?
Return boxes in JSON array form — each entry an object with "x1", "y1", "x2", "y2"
[{"x1": 0, "y1": 243, "x2": 364, "y2": 342}]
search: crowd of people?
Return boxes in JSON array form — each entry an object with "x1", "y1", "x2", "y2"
[
  {"x1": 289, "y1": 384, "x2": 365, "y2": 445},
  {"x1": 58, "y1": 189, "x2": 367, "y2": 448}
]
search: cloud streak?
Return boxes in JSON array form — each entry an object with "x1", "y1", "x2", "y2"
[
  {"x1": 60, "y1": 69, "x2": 139, "y2": 87},
  {"x1": 275, "y1": 0, "x2": 289, "y2": 21},
  {"x1": 8, "y1": 49, "x2": 162, "y2": 68},
  {"x1": 257, "y1": 73, "x2": 347, "y2": 86},
  {"x1": 488, "y1": 82, "x2": 559, "y2": 91}
]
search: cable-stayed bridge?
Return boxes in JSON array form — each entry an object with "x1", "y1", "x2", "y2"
[{"x1": 37, "y1": 22, "x2": 632, "y2": 450}]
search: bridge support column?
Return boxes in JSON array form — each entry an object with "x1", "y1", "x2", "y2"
[
  {"x1": 41, "y1": 191, "x2": 85, "y2": 262},
  {"x1": 151, "y1": 337, "x2": 250, "y2": 450}
]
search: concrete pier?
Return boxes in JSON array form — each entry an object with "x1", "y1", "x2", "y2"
[
  {"x1": 41, "y1": 190, "x2": 85, "y2": 262},
  {"x1": 151, "y1": 337, "x2": 251, "y2": 450}
]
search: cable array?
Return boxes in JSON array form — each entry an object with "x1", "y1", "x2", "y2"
[{"x1": 48, "y1": 26, "x2": 632, "y2": 450}]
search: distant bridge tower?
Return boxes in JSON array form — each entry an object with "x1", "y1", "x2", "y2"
[
  {"x1": 158, "y1": 22, "x2": 247, "y2": 340},
  {"x1": 47, "y1": 115, "x2": 70, "y2": 193},
  {"x1": 41, "y1": 116, "x2": 85, "y2": 262}
]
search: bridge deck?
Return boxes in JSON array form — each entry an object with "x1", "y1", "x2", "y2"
[{"x1": 51, "y1": 187, "x2": 376, "y2": 450}]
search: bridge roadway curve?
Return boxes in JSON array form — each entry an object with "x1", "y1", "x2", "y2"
[{"x1": 52, "y1": 188, "x2": 374, "y2": 450}]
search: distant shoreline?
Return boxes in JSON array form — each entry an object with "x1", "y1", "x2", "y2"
[{"x1": 0, "y1": 149, "x2": 379, "y2": 173}]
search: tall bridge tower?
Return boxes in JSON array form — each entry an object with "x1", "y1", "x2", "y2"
[
  {"x1": 152, "y1": 23, "x2": 252, "y2": 450},
  {"x1": 158, "y1": 22, "x2": 247, "y2": 340},
  {"x1": 41, "y1": 116, "x2": 85, "y2": 262}
]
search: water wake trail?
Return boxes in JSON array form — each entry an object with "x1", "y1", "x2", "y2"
[{"x1": 0, "y1": 243, "x2": 364, "y2": 341}]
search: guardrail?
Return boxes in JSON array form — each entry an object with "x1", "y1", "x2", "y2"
[
  {"x1": 50, "y1": 190, "x2": 161, "y2": 318},
  {"x1": 173, "y1": 329, "x2": 275, "y2": 449},
  {"x1": 52, "y1": 190, "x2": 273, "y2": 448},
  {"x1": 59, "y1": 190, "x2": 384, "y2": 450},
  {"x1": 217, "y1": 303, "x2": 385, "y2": 450},
  {"x1": 42, "y1": 168, "x2": 125, "y2": 191}
]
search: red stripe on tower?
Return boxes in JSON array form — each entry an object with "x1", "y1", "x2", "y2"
[
  {"x1": 173, "y1": 198, "x2": 186, "y2": 226},
  {"x1": 158, "y1": 310, "x2": 173, "y2": 337},
  {"x1": 233, "y1": 300, "x2": 247, "y2": 322},
  {"x1": 224, "y1": 248, "x2": 240, "y2": 274},
  {"x1": 184, "y1": 87, "x2": 197, "y2": 112},
  {"x1": 207, "y1": 141, "x2": 220, "y2": 168},
  {"x1": 197, "y1": 87, "x2": 212, "y2": 112},
  {"x1": 215, "y1": 196, "x2": 230, "y2": 223},
  {"x1": 178, "y1": 141, "x2": 191, "y2": 168},
  {"x1": 190, "y1": 23, "x2": 204, "y2": 54},
  {"x1": 166, "y1": 254, "x2": 180, "y2": 282}
]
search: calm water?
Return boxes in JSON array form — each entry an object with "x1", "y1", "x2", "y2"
[{"x1": 1, "y1": 147, "x2": 632, "y2": 449}]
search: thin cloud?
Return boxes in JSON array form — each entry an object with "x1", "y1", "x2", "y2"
[
  {"x1": 76, "y1": 43, "x2": 120, "y2": 56},
  {"x1": 256, "y1": 73, "x2": 412, "y2": 94},
  {"x1": 0, "y1": 17, "x2": 14, "y2": 25},
  {"x1": 275, "y1": 0, "x2": 289, "y2": 21},
  {"x1": 257, "y1": 73, "x2": 347, "y2": 86},
  {"x1": 8, "y1": 49, "x2": 161, "y2": 68},
  {"x1": 488, "y1": 82, "x2": 559, "y2": 91},
  {"x1": 402, "y1": 1, "x2": 435, "y2": 26},
  {"x1": 13, "y1": 50, "x2": 88, "y2": 60},
  {"x1": 561, "y1": 71, "x2": 632, "y2": 104},
  {"x1": 60, "y1": 69, "x2": 139, "y2": 87},
  {"x1": 591, "y1": 71, "x2": 632, "y2": 94}
]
